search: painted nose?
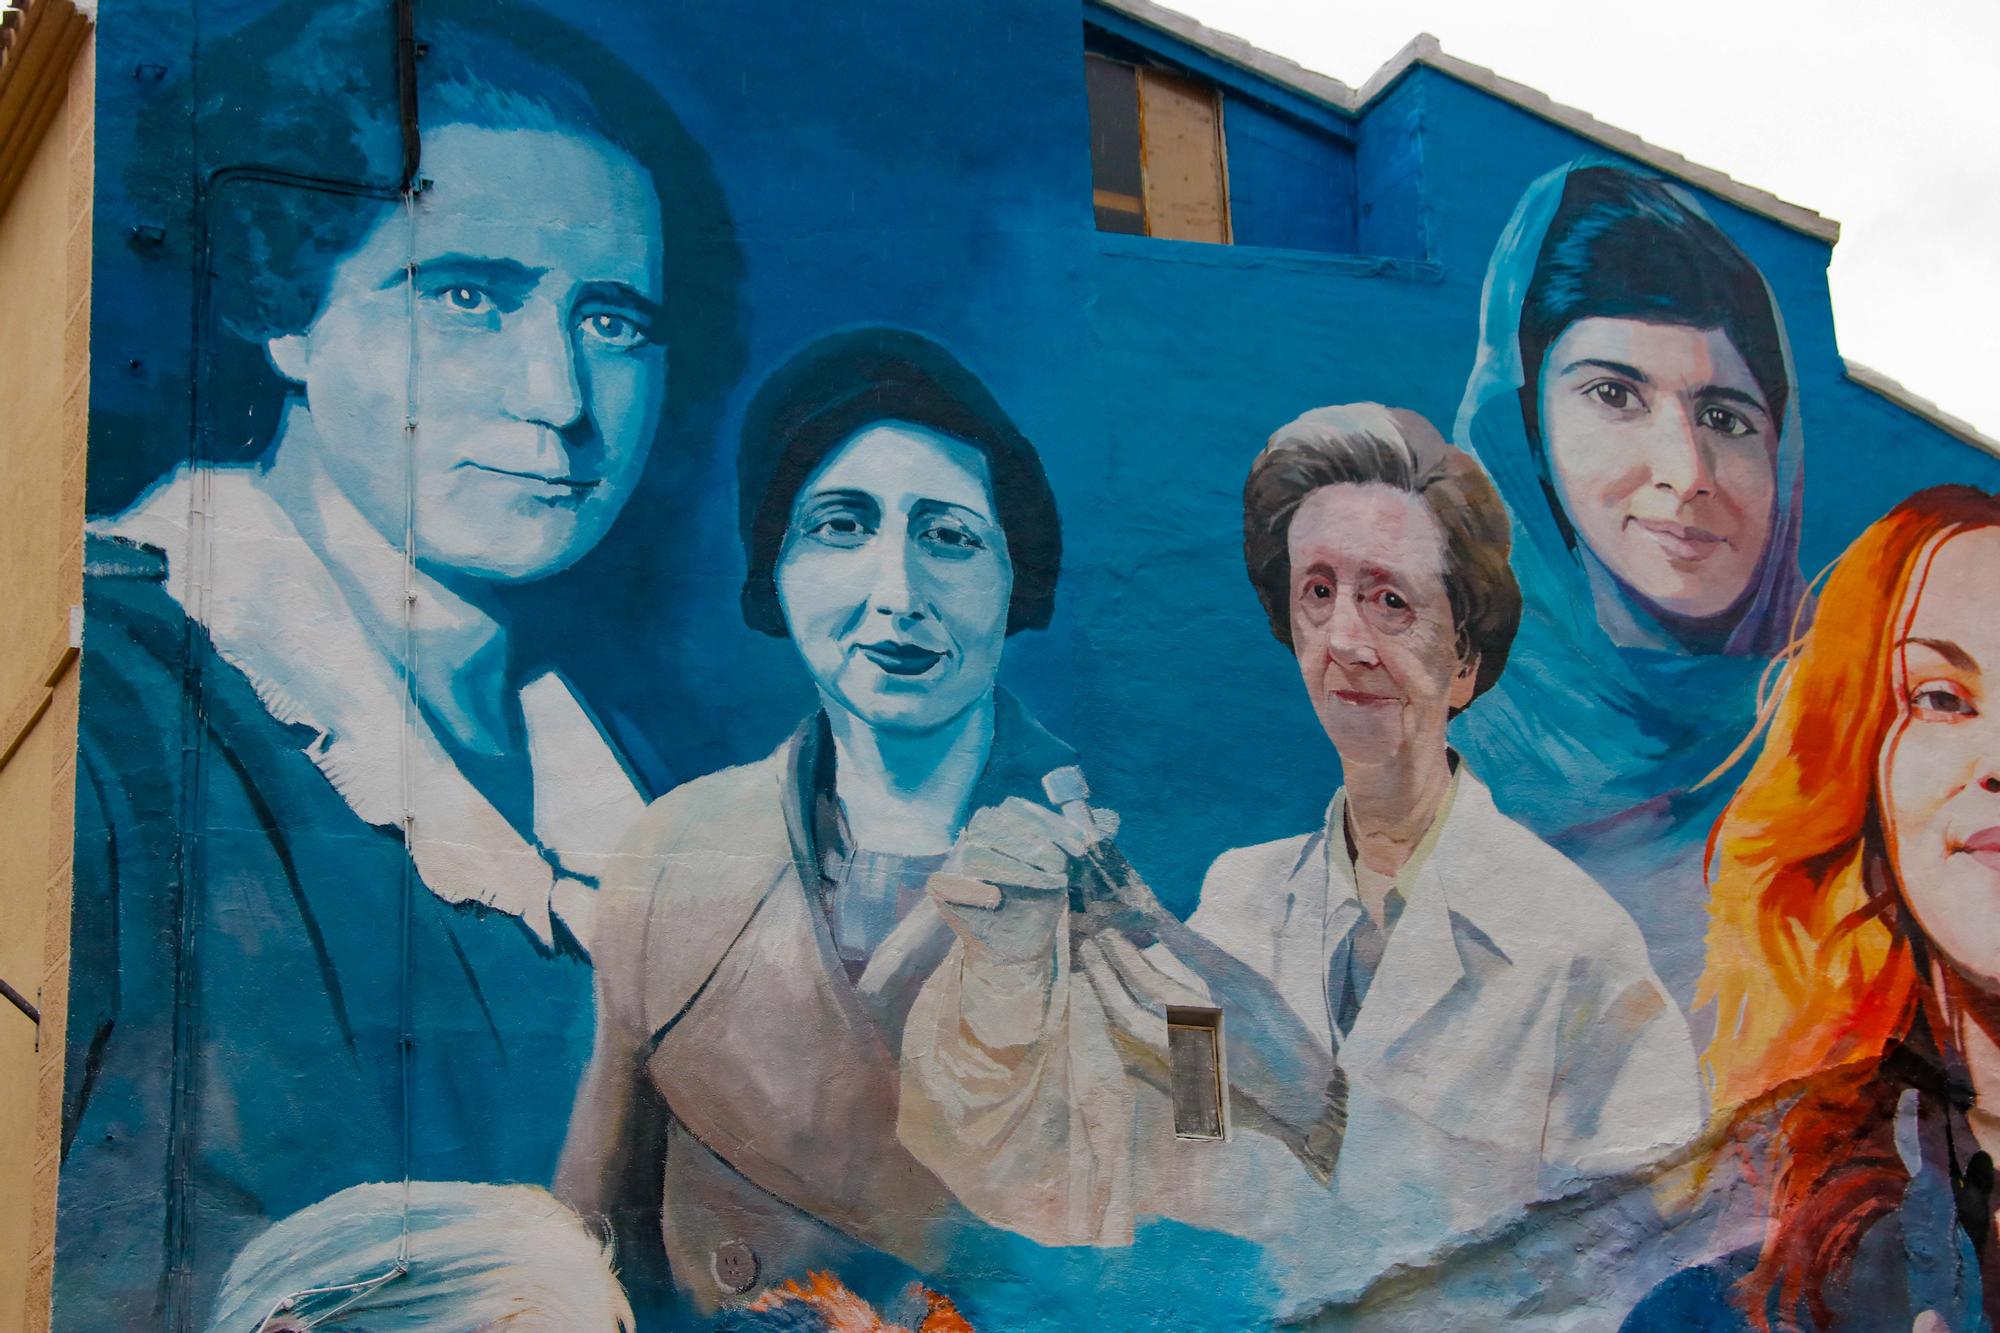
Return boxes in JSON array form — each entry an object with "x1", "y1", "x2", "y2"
[
  {"x1": 868, "y1": 532, "x2": 926, "y2": 621},
  {"x1": 501, "y1": 301, "x2": 586, "y2": 432},
  {"x1": 1325, "y1": 593, "x2": 1379, "y2": 668},
  {"x1": 1645, "y1": 401, "x2": 1716, "y2": 501}
]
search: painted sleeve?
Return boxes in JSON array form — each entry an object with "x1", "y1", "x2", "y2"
[
  {"x1": 1541, "y1": 918, "x2": 1703, "y2": 1189},
  {"x1": 897, "y1": 922, "x2": 1140, "y2": 1248}
]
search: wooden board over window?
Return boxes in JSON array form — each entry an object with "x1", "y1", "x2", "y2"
[
  {"x1": 1084, "y1": 54, "x2": 1230, "y2": 244},
  {"x1": 1137, "y1": 67, "x2": 1228, "y2": 244}
]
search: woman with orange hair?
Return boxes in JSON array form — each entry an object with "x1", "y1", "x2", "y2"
[{"x1": 1625, "y1": 484, "x2": 2000, "y2": 1331}]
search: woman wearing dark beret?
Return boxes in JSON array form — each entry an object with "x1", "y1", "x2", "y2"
[{"x1": 557, "y1": 327, "x2": 1082, "y2": 1314}]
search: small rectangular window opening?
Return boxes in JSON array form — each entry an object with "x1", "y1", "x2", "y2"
[
  {"x1": 1166, "y1": 1005, "x2": 1226, "y2": 1140},
  {"x1": 1085, "y1": 55, "x2": 1229, "y2": 244},
  {"x1": 1086, "y1": 54, "x2": 1145, "y2": 235}
]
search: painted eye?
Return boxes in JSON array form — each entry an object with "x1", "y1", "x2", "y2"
[
  {"x1": 1588, "y1": 382, "x2": 1636, "y2": 410},
  {"x1": 441, "y1": 285, "x2": 491, "y2": 313},
  {"x1": 1910, "y1": 685, "x2": 1975, "y2": 719},
  {"x1": 1306, "y1": 580, "x2": 1332, "y2": 600},
  {"x1": 579, "y1": 311, "x2": 651, "y2": 348},
  {"x1": 1698, "y1": 405, "x2": 1756, "y2": 439},
  {"x1": 921, "y1": 523, "x2": 982, "y2": 552},
  {"x1": 1380, "y1": 590, "x2": 1408, "y2": 611}
]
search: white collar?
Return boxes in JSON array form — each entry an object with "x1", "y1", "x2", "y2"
[
  {"x1": 1324, "y1": 768, "x2": 1459, "y2": 925},
  {"x1": 1281, "y1": 767, "x2": 1494, "y2": 1071},
  {"x1": 94, "y1": 465, "x2": 646, "y2": 952}
]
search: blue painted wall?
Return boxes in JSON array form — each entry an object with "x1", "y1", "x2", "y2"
[{"x1": 63, "y1": 0, "x2": 2000, "y2": 1326}]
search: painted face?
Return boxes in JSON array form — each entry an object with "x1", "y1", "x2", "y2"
[
  {"x1": 775, "y1": 423, "x2": 1013, "y2": 736},
  {"x1": 1287, "y1": 483, "x2": 1477, "y2": 769},
  {"x1": 267, "y1": 122, "x2": 666, "y2": 584},
  {"x1": 1882, "y1": 526, "x2": 2000, "y2": 994},
  {"x1": 1538, "y1": 317, "x2": 1779, "y2": 624}
]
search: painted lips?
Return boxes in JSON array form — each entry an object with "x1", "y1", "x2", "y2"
[
  {"x1": 469, "y1": 463, "x2": 603, "y2": 492},
  {"x1": 858, "y1": 641, "x2": 946, "y2": 676},
  {"x1": 1331, "y1": 688, "x2": 1397, "y2": 707},
  {"x1": 1630, "y1": 517, "x2": 1725, "y2": 562},
  {"x1": 1960, "y1": 827, "x2": 2000, "y2": 874}
]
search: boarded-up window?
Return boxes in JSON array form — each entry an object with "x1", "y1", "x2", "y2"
[
  {"x1": 1085, "y1": 56, "x2": 1230, "y2": 244},
  {"x1": 1086, "y1": 55, "x2": 1145, "y2": 235},
  {"x1": 1166, "y1": 1005, "x2": 1226, "y2": 1139}
]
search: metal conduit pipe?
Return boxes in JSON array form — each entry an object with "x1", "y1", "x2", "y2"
[{"x1": 163, "y1": 3, "x2": 422, "y2": 1327}]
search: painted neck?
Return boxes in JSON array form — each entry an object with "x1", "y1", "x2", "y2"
[
  {"x1": 1340, "y1": 739, "x2": 1453, "y2": 879},
  {"x1": 1945, "y1": 969, "x2": 2000, "y2": 1165},
  {"x1": 259, "y1": 401, "x2": 515, "y2": 756},
  {"x1": 824, "y1": 692, "x2": 996, "y2": 856}
]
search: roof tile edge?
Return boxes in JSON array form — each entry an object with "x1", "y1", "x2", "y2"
[
  {"x1": 1096, "y1": 0, "x2": 1839, "y2": 244},
  {"x1": 1093, "y1": 0, "x2": 1359, "y2": 105}
]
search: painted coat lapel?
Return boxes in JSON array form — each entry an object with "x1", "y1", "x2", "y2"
[{"x1": 1337, "y1": 852, "x2": 1466, "y2": 1079}]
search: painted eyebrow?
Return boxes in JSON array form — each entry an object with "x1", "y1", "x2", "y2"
[
  {"x1": 576, "y1": 279, "x2": 666, "y2": 326},
  {"x1": 1901, "y1": 636, "x2": 1979, "y2": 674},
  {"x1": 1558, "y1": 357, "x2": 1648, "y2": 383},
  {"x1": 391, "y1": 253, "x2": 548, "y2": 293},
  {"x1": 1697, "y1": 385, "x2": 1772, "y2": 416},
  {"x1": 1294, "y1": 559, "x2": 1418, "y2": 586},
  {"x1": 797, "y1": 487, "x2": 878, "y2": 511},
  {"x1": 910, "y1": 497, "x2": 996, "y2": 524}
]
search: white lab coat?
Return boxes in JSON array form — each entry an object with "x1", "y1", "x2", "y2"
[
  {"x1": 900, "y1": 765, "x2": 1701, "y2": 1318},
  {"x1": 1159, "y1": 766, "x2": 1701, "y2": 1311}
]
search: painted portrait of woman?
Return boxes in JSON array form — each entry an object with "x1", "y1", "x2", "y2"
[
  {"x1": 557, "y1": 327, "x2": 1097, "y2": 1315},
  {"x1": 1451, "y1": 160, "x2": 1812, "y2": 1019},
  {"x1": 57, "y1": 1, "x2": 741, "y2": 1325},
  {"x1": 1626, "y1": 485, "x2": 2000, "y2": 1331}
]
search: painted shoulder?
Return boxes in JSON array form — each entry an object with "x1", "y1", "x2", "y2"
[
  {"x1": 630, "y1": 747, "x2": 793, "y2": 852},
  {"x1": 590, "y1": 743, "x2": 798, "y2": 1024},
  {"x1": 1444, "y1": 772, "x2": 1654, "y2": 966},
  {"x1": 1188, "y1": 831, "x2": 1318, "y2": 938},
  {"x1": 76, "y1": 534, "x2": 197, "y2": 732}
]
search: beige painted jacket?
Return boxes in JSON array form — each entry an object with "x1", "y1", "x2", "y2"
[{"x1": 554, "y1": 721, "x2": 966, "y2": 1312}]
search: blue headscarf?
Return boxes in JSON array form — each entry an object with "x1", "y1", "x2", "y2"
[{"x1": 1448, "y1": 159, "x2": 1811, "y2": 1016}]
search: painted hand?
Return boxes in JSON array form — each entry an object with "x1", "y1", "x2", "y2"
[{"x1": 927, "y1": 796, "x2": 1081, "y2": 966}]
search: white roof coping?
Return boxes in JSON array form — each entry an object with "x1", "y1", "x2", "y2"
[
  {"x1": 1844, "y1": 362, "x2": 2000, "y2": 462},
  {"x1": 1094, "y1": 0, "x2": 1361, "y2": 107},
  {"x1": 1098, "y1": 0, "x2": 1840, "y2": 244}
]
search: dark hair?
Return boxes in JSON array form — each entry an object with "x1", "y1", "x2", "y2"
[
  {"x1": 737, "y1": 327, "x2": 1062, "y2": 638},
  {"x1": 165, "y1": 0, "x2": 743, "y2": 461},
  {"x1": 1518, "y1": 165, "x2": 1787, "y2": 452},
  {"x1": 1242, "y1": 403, "x2": 1521, "y2": 709}
]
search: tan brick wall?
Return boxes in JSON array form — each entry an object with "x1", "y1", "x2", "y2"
[{"x1": 0, "y1": 29, "x2": 92, "y2": 1333}]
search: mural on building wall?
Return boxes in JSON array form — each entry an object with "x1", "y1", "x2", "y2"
[
  {"x1": 51, "y1": 0, "x2": 2000, "y2": 1329},
  {"x1": 1450, "y1": 163, "x2": 1812, "y2": 1027}
]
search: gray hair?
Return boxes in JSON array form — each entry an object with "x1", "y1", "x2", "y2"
[
  {"x1": 1242, "y1": 402, "x2": 1522, "y2": 708},
  {"x1": 204, "y1": 1182, "x2": 635, "y2": 1332}
]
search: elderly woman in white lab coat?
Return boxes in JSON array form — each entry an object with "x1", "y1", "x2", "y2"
[{"x1": 900, "y1": 404, "x2": 1701, "y2": 1314}]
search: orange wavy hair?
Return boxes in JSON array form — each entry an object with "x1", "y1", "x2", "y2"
[
  {"x1": 746, "y1": 1272, "x2": 975, "y2": 1333},
  {"x1": 1697, "y1": 484, "x2": 2000, "y2": 1328}
]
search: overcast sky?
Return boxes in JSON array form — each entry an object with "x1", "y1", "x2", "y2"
[{"x1": 1168, "y1": 0, "x2": 2000, "y2": 442}]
